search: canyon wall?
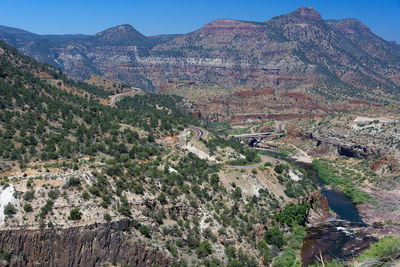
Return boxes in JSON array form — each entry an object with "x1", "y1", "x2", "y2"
[{"x1": 0, "y1": 219, "x2": 172, "y2": 267}]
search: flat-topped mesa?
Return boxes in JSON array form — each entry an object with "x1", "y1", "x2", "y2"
[
  {"x1": 292, "y1": 6, "x2": 322, "y2": 21},
  {"x1": 200, "y1": 19, "x2": 261, "y2": 34}
]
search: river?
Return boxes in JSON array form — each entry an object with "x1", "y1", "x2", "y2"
[
  {"x1": 300, "y1": 167, "x2": 376, "y2": 266},
  {"x1": 315, "y1": 176, "x2": 363, "y2": 223},
  {"x1": 253, "y1": 148, "x2": 376, "y2": 265}
]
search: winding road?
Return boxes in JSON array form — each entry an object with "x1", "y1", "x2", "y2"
[
  {"x1": 189, "y1": 125, "x2": 208, "y2": 140},
  {"x1": 232, "y1": 121, "x2": 287, "y2": 139},
  {"x1": 108, "y1": 87, "x2": 141, "y2": 106}
]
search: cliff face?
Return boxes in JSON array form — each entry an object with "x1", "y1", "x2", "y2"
[
  {"x1": 306, "y1": 190, "x2": 333, "y2": 225},
  {"x1": 0, "y1": 219, "x2": 172, "y2": 267},
  {"x1": 1, "y1": 7, "x2": 400, "y2": 103}
]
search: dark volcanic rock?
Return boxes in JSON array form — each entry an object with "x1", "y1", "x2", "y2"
[
  {"x1": 301, "y1": 221, "x2": 377, "y2": 266},
  {"x1": 308, "y1": 132, "x2": 378, "y2": 159},
  {"x1": 0, "y1": 219, "x2": 173, "y2": 267},
  {"x1": 337, "y1": 144, "x2": 369, "y2": 158}
]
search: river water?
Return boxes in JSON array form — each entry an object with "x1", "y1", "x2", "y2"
[
  {"x1": 253, "y1": 149, "x2": 376, "y2": 265},
  {"x1": 315, "y1": 177, "x2": 363, "y2": 223},
  {"x1": 300, "y1": 167, "x2": 376, "y2": 265}
]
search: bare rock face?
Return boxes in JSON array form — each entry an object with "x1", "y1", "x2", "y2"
[
  {"x1": 308, "y1": 132, "x2": 378, "y2": 159},
  {"x1": 1, "y1": 7, "x2": 400, "y2": 108},
  {"x1": 0, "y1": 219, "x2": 173, "y2": 267},
  {"x1": 199, "y1": 19, "x2": 261, "y2": 34},
  {"x1": 292, "y1": 6, "x2": 322, "y2": 21},
  {"x1": 306, "y1": 191, "x2": 333, "y2": 225}
]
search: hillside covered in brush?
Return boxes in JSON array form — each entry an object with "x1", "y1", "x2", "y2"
[{"x1": 0, "y1": 40, "x2": 323, "y2": 266}]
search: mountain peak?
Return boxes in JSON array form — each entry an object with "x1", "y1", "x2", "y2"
[
  {"x1": 95, "y1": 24, "x2": 137, "y2": 37},
  {"x1": 94, "y1": 24, "x2": 152, "y2": 47},
  {"x1": 292, "y1": 6, "x2": 322, "y2": 20}
]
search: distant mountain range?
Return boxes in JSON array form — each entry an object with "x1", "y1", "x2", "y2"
[{"x1": 1, "y1": 7, "x2": 400, "y2": 103}]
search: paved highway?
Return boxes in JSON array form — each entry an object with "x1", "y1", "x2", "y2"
[
  {"x1": 189, "y1": 125, "x2": 208, "y2": 140},
  {"x1": 108, "y1": 87, "x2": 141, "y2": 106},
  {"x1": 232, "y1": 121, "x2": 287, "y2": 139}
]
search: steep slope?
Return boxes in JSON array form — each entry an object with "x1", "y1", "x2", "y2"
[
  {"x1": 0, "y1": 25, "x2": 39, "y2": 44},
  {"x1": 90, "y1": 24, "x2": 153, "y2": 47},
  {"x1": 0, "y1": 40, "x2": 325, "y2": 266},
  {"x1": 144, "y1": 19, "x2": 303, "y2": 88},
  {"x1": 0, "y1": 25, "x2": 158, "y2": 90},
  {"x1": 266, "y1": 7, "x2": 400, "y2": 99},
  {"x1": 149, "y1": 7, "x2": 400, "y2": 100},
  {"x1": 1, "y1": 7, "x2": 400, "y2": 118},
  {"x1": 326, "y1": 18, "x2": 400, "y2": 87}
]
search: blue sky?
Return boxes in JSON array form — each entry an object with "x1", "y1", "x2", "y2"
[{"x1": 0, "y1": 0, "x2": 399, "y2": 43}]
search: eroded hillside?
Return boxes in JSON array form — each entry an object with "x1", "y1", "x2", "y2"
[
  {"x1": 0, "y1": 40, "x2": 325, "y2": 266},
  {"x1": 1, "y1": 7, "x2": 400, "y2": 121}
]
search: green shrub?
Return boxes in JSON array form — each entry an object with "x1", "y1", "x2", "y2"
[
  {"x1": 258, "y1": 241, "x2": 273, "y2": 265},
  {"x1": 274, "y1": 203, "x2": 310, "y2": 226},
  {"x1": 139, "y1": 225, "x2": 151, "y2": 237},
  {"x1": 274, "y1": 164, "x2": 287, "y2": 174},
  {"x1": 48, "y1": 189, "x2": 59, "y2": 199},
  {"x1": 68, "y1": 208, "x2": 82, "y2": 220},
  {"x1": 118, "y1": 196, "x2": 131, "y2": 216},
  {"x1": 39, "y1": 200, "x2": 54, "y2": 219},
  {"x1": 225, "y1": 245, "x2": 236, "y2": 259},
  {"x1": 265, "y1": 227, "x2": 285, "y2": 248},
  {"x1": 272, "y1": 248, "x2": 297, "y2": 267},
  {"x1": 3, "y1": 203, "x2": 16, "y2": 216},
  {"x1": 358, "y1": 236, "x2": 400, "y2": 263},
  {"x1": 0, "y1": 249, "x2": 11, "y2": 262},
  {"x1": 166, "y1": 243, "x2": 178, "y2": 258},
  {"x1": 23, "y1": 203, "x2": 33, "y2": 212},
  {"x1": 23, "y1": 190, "x2": 35, "y2": 201},
  {"x1": 104, "y1": 213, "x2": 111, "y2": 221},
  {"x1": 196, "y1": 240, "x2": 213, "y2": 258},
  {"x1": 66, "y1": 177, "x2": 81, "y2": 188},
  {"x1": 82, "y1": 191, "x2": 90, "y2": 200},
  {"x1": 157, "y1": 192, "x2": 167, "y2": 205}
]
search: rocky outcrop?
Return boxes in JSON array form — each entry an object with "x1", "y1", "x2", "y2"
[
  {"x1": 309, "y1": 132, "x2": 379, "y2": 159},
  {"x1": 306, "y1": 191, "x2": 333, "y2": 225},
  {"x1": 0, "y1": 219, "x2": 173, "y2": 267},
  {"x1": 199, "y1": 19, "x2": 261, "y2": 34},
  {"x1": 337, "y1": 144, "x2": 370, "y2": 158},
  {"x1": 292, "y1": 6, "x2": 322, "y2": 21},
  {"x1": 301, "y1": 221, "x2": 377, "y2": 266}
]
